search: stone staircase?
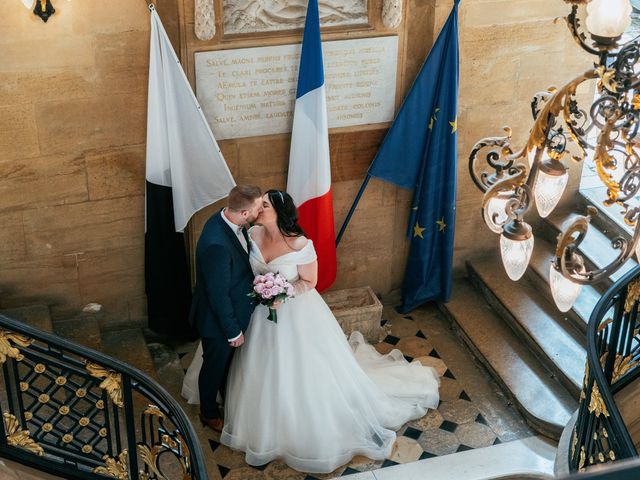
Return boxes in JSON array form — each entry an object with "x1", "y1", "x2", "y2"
[{"x1": 440, "y1": 205, "x2": 638, "y2": 441}]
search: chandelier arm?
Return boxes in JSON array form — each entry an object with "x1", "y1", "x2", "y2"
[
  {"x1": 505, "y1": 70, "x2": 599, "y2": 168},
  {"x1": 593, "y1": 108, "x2": 625, "y2": 205},
  {"x1": 555, "y1": 206, "x2": 640, "y2": 285},
  {"x1": 565, "y1": 5, "x2": 605, "y2": 57},
  {"x1": 468, "y1": 128, "x2": 515, "y2": 193}
]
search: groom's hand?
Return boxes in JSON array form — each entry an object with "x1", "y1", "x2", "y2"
[{"x1": 229, "y1": 334, "x2": 245, "y2": 347}]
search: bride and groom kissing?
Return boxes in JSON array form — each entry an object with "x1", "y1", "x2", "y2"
[{"x1": 181, "y1": 184, "x2": 440, "y2": 474}]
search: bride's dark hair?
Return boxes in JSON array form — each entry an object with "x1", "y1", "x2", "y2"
[{"x1": 266, "y1": 189, "x2": 306, "y2": 238}]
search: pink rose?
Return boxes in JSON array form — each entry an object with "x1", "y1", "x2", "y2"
[
  {"x1": 254, "y1": 284, "x2": 265, "y2": 294},
  {"x1": 265, "y1": 280, "x2": 274, "y2": 288}
]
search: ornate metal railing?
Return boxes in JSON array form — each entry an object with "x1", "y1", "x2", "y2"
[
  {"x1": 570, "y1": 265, "x2": 640, "y2": 472},
  {"x1": 0, "y1": 313, "x2": 208, "y2": 480}
]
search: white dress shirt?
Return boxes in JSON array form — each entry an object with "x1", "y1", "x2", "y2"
[{"x1": 220, "y1": 209, "x2": 247, "y2": 343}]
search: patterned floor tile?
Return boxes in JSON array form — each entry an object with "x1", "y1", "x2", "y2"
[
  {"x1": 402, "y1": 426, "x2": 422, "y2": 440},
  {"x1": 439, "y1": 419, "x2": 458, "y2": 433},
  {"x1": 387, "y1": 317, "x2": 420, "y2": 338},
  {"x1": 454, "y1": 422, "x2": 497, "y2": 449},
  {"x1": 417, "y1": 429, "x2": 460, "y2": 456},
  {"x1": 395, "y1": 336, "x2": 433, "y2": 358},
  {"x1": 439, "y1": 398, "x2": 480, "y2": 424},
  {"x1": 383, "y1": 334, "x2": 400, "y2": 345},
  {"x1": 409, "y1": 409, "x2": 444, "y2": 432},
  {"x1": 438, "y1": 377, "x2": 463, "y2": 401},
  {"x1": 388, "y1": 436, "x2": 423, "y2": 463},
  {"x1": 412, "y1": 355, "x2": 447, "y2": 376}
]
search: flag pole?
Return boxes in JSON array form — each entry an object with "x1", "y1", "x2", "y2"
[{"x1": 335, "y1": 173, "x2": 371, "y2": 247}]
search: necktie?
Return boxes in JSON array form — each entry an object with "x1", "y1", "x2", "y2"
[{"x1": 241, "y1": 227, "x2": 251, "y2": 253}]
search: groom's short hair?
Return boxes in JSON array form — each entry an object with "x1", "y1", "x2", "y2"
[{"x1": 228, "y1": 185, "x2": 262, "y2": 212}]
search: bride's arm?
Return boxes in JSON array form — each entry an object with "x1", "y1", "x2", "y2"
[{"x1": 293, "y1": 260, "x2": 318, "y2": 294}]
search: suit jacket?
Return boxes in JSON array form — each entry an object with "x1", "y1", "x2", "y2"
[{"x1": 189, "y1": 210, "x2": 255, "y2": 340}]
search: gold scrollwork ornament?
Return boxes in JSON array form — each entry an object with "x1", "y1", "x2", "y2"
[
  {"x1": 588, "y1": 383, "x2": 610, "y2": 418},
  {"x1": 0, "y1": 330, "x2": 32, "y2": 364},
  {"x1": 86, "y1": 362, "x2": 124, "y2": 407},
  {"x1": 3, "y1": 412, "x2": 44, "y2": 456},
  {"x1": 93, "y1": 450, "x2": 129, "y2": 479}
]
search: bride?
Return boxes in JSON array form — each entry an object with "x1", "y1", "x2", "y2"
[{"x1": 182, "y1": 189, "x2": 440, "y2": 473}]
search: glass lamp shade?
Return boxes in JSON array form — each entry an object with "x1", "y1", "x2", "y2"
[
  {"x1": 586, "y1": 0, "x2": 632, "y2": 39},
  {"x1": 500, "y1": 231, "x2": 534, "y2": 281},
  {"x1": 549, "y1": 264, "x2": 582, "y2": 312},
  {"x1": 534, "y1": 168, "x2": 569, "y2": 218},
  {"x1": 483, "y1": 194, "x2": 510, "y2": 234}
]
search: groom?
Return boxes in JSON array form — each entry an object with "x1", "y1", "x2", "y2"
[{"x1": 189, "y1": 185, "x2": 263, "y2": 431}]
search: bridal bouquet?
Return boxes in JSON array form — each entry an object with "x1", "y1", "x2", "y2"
[{"x1": 248, "y1": 272, "x2": 295, "y2": 323}]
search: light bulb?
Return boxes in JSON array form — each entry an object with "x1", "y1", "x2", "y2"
[
  {"x1": 549, "y1": 264, "x2": 582, "y2": 312},
  {"x1": 483, "y1": 193, "x2": 510, "y2": 234},
  {"x1": 21, "y1": 0, "x2": 33, "y2": 8},
  {"x1": 586, "y1": 0, "x2": 632, "y2": 40},
  {"x1": 499, "y1": 221, "x2": 534, "y2": 281},
  {"x1": 534, "y1": 159, "x2": 568, "y2": 218}
]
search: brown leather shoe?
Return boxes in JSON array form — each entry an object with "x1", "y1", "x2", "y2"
[{"x1": 199, "y1": 414, "x2": 223, "y2": 433}]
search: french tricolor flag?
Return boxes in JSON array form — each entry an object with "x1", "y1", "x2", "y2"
[{"x1": 287, "y1": 0, "x2": 337, "y2": 292}]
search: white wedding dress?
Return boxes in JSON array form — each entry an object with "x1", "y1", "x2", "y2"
[{"x1": 182, "y1": 237, "x2": 440, "y2": 473}]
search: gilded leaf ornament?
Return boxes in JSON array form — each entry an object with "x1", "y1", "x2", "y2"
[
  {"x1": 86, "y1": 362, "x2": 124, "y2": 407},
  {"x1": 596, "y1": 66, "x2": 617, "y2": 93},
  {"x1": 611, "y1": 354, "x2": 639, "y2": 383},
  {"x1": 93, "y1": 450, "x2": 129, "y2": 479},
  {"x1": 138, "y1": 444, "x2": 170, "y2": 480},
  {"x1": 624, "y1": 279, "x2": 640, "y2": 313},
  {"x1": 0, "y1": 330, "x2": 32, "y2": 364},
  {"x1": 3, "y1": 412, "x2": 44, "y2": 456},
  {"x1": 588, "y1": 383, "x2": 610, "y2": 418}
]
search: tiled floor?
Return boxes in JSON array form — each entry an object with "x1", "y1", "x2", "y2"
[{"x1": 165, "y1": 304, "x2": 533, "y2": 479}]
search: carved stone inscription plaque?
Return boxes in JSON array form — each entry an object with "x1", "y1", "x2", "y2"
[
  {"x1": 195, "y1": 36, "x2": 398, "y2": 140},
  {"x1": 223, "y1": 0, "x2": 368, "y2": 35}
]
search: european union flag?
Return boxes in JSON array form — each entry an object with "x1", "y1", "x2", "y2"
[{"x1": 368, "y1": 0, "x2": 459, "y2": 313}]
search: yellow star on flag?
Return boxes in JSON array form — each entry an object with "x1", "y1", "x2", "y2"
[
  {"x1": 413, "y1": 222, "x2": 425, "y2": 239},
  {"x1": 449, "y1": 118, "x2": 457, "y2": 133},
  {"x1": 436, "y1": 218, "x2": 447, "y2": 232}
]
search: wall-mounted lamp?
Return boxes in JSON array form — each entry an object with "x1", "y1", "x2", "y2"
[{"x1": 22, "y1": 0, "x2": 56, "y2": 23}]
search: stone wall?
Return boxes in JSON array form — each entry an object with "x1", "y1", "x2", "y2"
[
  {"x1": 0, "y1": 0, "x2": 150, "y2": 326},
  {"x1": 0, "y1": 0, "x2": 592, "y2": 327}
]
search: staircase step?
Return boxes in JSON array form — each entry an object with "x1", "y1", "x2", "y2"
[
  {"x1": 441, "y1": 280, "x2": 576, "y2": 439},
  {"x1": 467, "y1": 257, "x2": 586, "y2": 398},
  {"x1": 1, "y1": 305, "x2": 54, "y2": 333},
  {"x1": 100, "y1": 328, "x2": 158, "y2": 380},
  {"x1": 53, "y1": 314, "x2": 103, "y2": 352},
  {"x1": 545, "y1": 209, "x2": 637, "y2": 285},
  {"x1": 526, "y1": 236, "x2": 601, "y2": 334}
]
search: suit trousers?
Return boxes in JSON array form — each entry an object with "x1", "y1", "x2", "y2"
[{"x1": 199, "y1": 335, "x2": 234, "y2": 419}]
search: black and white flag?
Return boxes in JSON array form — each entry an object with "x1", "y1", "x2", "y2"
[{"x1": 145, "y1": 8, "x2": 235, "y2": 336}]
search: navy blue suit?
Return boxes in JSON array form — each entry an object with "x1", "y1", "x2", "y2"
[{"x1": 189, "y1": 210, "x2": 255, "y2": 419}]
